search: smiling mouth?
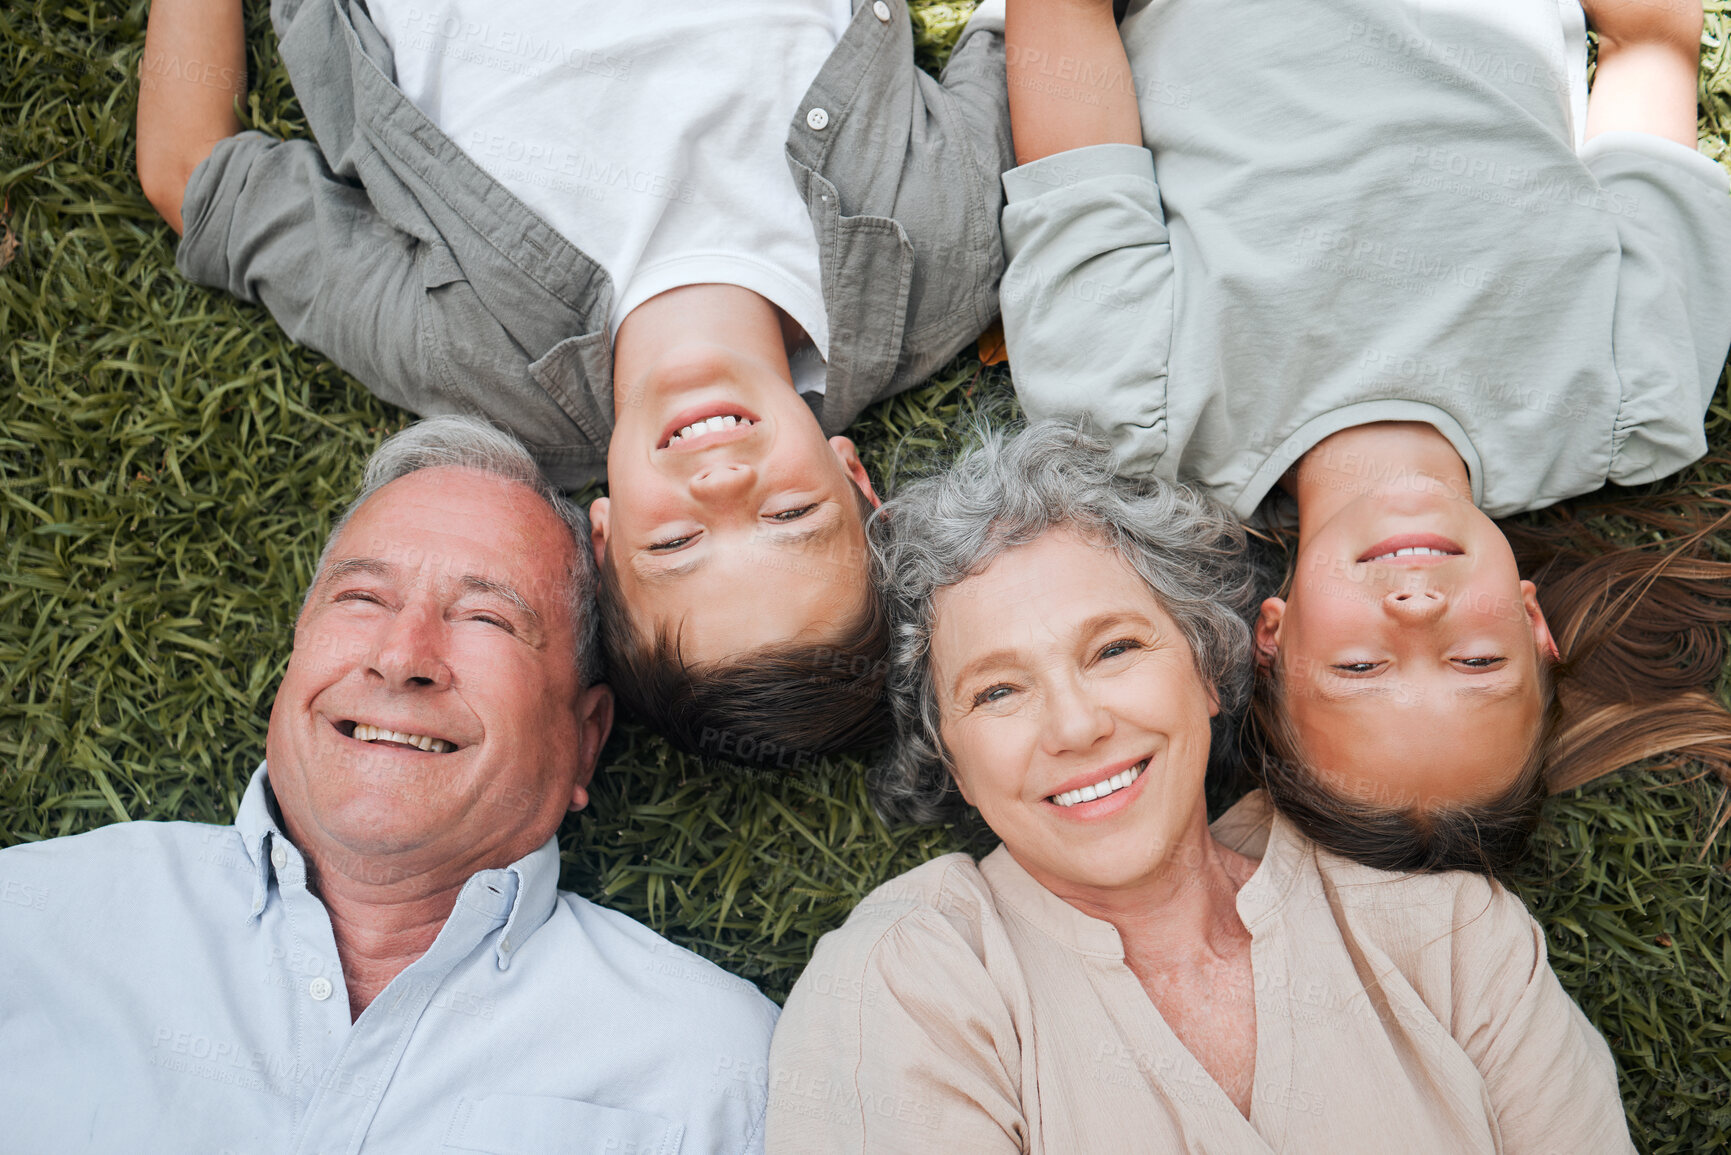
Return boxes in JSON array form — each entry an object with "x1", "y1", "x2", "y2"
[
  {"x1": 663, "y1": 414, "x2": 755, "y2": 450},
  {"x1": 1357, "y1": 534, "x2": 1464, "y2": 564},
  {"x1": 339, "y1": 721, "x2": 456, "y2": 754},
  {"x1": 1364, "y1": 546, "x2": 1456, "y2": 561},
  {"x1": 1049, "y1": 760, "x2": 1146, "y2": 808}
]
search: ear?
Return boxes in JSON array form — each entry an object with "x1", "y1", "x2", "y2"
[
  {"x1": 566, "y1": 684, "x2": 616, "y2": 813},
  {"x1": 828, "y1": 436, "x2": 881, "y2": 508},
  {"x1": 1519, "y1": 580, "x2": 1560, "y2": 663},
  {"x1": 949, "y1": 764, "x2": 977, "y2": 809},
  {"x1": 1254, "y1": 597, "x2": 1286, "y2": 670},
  {"x1": 588, "y1": 496, "x2": 610, "y2": 566}
]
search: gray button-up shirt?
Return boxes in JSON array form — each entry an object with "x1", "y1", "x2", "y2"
[
  {"x1": 175, "y1": 0, "x2": 1013, "y2": 487},
  {"x1": 0, "y1": 765, "x2": 779, "y2": 1154}
]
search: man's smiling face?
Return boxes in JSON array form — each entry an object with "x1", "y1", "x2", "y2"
[{"x1": 265, "y1": 467, "x2": 611, "y2": 883}]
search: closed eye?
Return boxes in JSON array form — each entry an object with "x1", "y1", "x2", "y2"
[
  {"x1": 464, "y1": 612, "x2": 516, "y2": 633},
  {"x1": 1331, "y1": 661, "x2": 1383, "y2": 675}
]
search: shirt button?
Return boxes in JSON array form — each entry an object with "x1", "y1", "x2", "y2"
[
  {"x1": 873, "y1": 0, "x2": 891, "y2": 20},
  {"x1": 500, "y1": 937, "x2": 512, "y2": 954},
  {"x1": 806, "y1": 107, "x2": 830, "y2": 131},
  {"x1": 270, "y1": 845, "x2": 288, "y2": 871},
  {"x1": 309, "y1": 977, "x2": 333, "y2": 1001}
]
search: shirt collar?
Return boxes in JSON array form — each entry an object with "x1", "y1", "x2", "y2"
[
  {"x1": 480, "y1": 836, "x2": 561, "y2": 971},
  {"x1": 1216, "y1": 791, "x2": 1306, "y2": 931},
  {"x1": 233, "y1": 761, "x2": 280, "y2": 921},
  {"x1": 229, "y1": 761, "x2": 564, "y2": 964},
  {"x1": 978, "y1": 845, "x2": 1126, "y2": 958}
]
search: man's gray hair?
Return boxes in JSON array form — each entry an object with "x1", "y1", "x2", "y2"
[
  {"x1": 870, "y1": 420, "x2": 1256, "y2": 825},
  {"x1": 308, "y1": 416, "x2": 603, "y2": 686}
]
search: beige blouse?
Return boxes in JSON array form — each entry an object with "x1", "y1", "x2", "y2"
[{"x1": 766, "y1": 792, "x2": 1633, "y2": 1153}]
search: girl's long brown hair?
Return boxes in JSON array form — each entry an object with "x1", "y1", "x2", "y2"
[
  {"x1": 1247, "y1": 466, "x2": 1731, "y2": 874},
  {"x1": 1507, "y1": 479, "x2": 1731, "y2": 800}
]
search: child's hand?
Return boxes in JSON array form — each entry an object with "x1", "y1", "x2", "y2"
[{"x1": 1581, "y1": 0, "x2": 1702, "y2": 55}]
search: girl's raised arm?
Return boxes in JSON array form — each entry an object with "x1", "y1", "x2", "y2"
[
  {"x1": 1583, "y1": 0, "x2": 1703, "y2": 147},
  {"x1": 1005, "y1": 0, "x2": 1141, "y2": 164}
]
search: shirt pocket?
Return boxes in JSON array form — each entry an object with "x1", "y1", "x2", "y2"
[{"x1": 443, "y1": 1094, "x2": 684, "y2": 1155}]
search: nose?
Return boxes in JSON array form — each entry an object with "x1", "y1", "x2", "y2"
[
  {"x1": 1039, "y1": 674, "x2": 1114, "y2": 757},
  {"x1": 369, "y1": 599, "x2": 451, "y2": 690},
  {"x1": 688, "y1": 461, "x2": 757, "y2": 500},
  {"x1": 1383, "y1": 584, "x2": 1447, "y2": 623}
]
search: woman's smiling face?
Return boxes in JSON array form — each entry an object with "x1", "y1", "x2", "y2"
[{"x1": 929, "y1": 528, "x2": 1220, "y2": 899}]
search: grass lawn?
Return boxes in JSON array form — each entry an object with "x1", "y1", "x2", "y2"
[{"x1": 4, "y1": 0, "x2": 1730, "y2": 1148}]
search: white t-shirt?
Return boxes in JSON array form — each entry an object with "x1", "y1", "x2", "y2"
[{"x1": 371, "y1": 0, "x2": 852, "y2": 390}]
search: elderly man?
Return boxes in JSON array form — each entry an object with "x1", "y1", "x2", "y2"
[{"x1": 0, "y1": 417, "x2": 777, "y2": 1153}]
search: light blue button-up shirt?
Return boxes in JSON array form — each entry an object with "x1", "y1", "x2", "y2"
[{"x1": 0, "y1": 764, "x2": 778, "y2": 1154}]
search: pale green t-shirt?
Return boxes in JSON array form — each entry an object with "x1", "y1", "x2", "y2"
[{"x1": 1001, "y1": 0, "x2": 1731, "y2": 518}]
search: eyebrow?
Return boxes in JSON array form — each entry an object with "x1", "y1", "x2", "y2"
[
  {"x1": 1453, "y1": 678, "x2": 1525, "y2": 702},
  {"x1": 635, "y1": 553, "x2": 706, "y2": 584},
  {"x1": 946, "y1": 611, "x2": 1151, "y2": 700},
  {"x1": 318, "y1": 557, "x2": 395, "y2": 587},
  {"x1": 1308, "y1": 680, "x2": 1392, "y2": 703},
  {"x1": 460, "y1": 575, "x2": 542, "y2": 630},
  {"x1": 1311, "y1": 674, "x2": 1527, "y2": 705},
  {"x1": 632, "y1": 508, "x2": 847, "y2": 585},
  {"x1": 318, "y1": 558, "x2": 542, "y2": 629}
]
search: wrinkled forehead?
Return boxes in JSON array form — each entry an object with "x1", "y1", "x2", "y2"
[
  {"x1": 318, "y1": 468, "x2": 577, "y2": 606},
  {"x1": 925, "y1": 530, "x2": 1172, "y2": 674}
]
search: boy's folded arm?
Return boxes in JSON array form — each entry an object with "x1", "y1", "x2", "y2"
[
  {"x1": 1582, "y1": 135, "x2": 1731, "y2": 484},
  {"x1": 1000, "y1": 145, "x2": 1176, "y2": 477},
  {"x1": 137, "y1": 0, "x2": 247, "y2": 234},
  {"x1": 177, "y1": 133, "x2": 432, "y2": 415}
]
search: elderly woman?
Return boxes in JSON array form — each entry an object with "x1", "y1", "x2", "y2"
[{"x1": 765, "y1": 423, "x2": 1632, "y2": 1153}]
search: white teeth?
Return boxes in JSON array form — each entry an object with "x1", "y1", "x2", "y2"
[
  {"x1": 1369, "y1": 546, "x2": 1453, "y2": 561},
  {"x1": 666, "y1": 415, "x2": 753, "y2": 446},
  {"x1": 351, "y1": 723, "x2": 453, "y2": 753},
  {"x1": 1050, "y1": 761, "x2": 1146, "y2": 808}
]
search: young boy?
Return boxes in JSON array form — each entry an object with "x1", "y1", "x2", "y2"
[
  {"x1": 137, "y1": 0, "x2": 1012, "y2": 764},
  {"x1": 997, "y1": 0, "x2": 1731, "y2": 860}
]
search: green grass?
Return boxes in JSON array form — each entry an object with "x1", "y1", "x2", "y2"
[{"x1": 4, "y1": 1, "x2": 1731, "y2": 1149}]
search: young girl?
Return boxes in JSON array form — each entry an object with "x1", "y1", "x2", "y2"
[{"x1": 998, "y1": 0, "x2": 1731, "y2": 870}]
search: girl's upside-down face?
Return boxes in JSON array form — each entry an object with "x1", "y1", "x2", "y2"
[{"x1": 1256, "y1": 473, "x2": 1558, "y2": 810}]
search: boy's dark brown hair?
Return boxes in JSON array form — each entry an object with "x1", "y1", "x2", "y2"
[
  {"x1": 1244, "y1": 475, "x2": 1731, "y2": 877},
  {"x1": 595, "y1": 487, "x2": 893, "y2": 770}
]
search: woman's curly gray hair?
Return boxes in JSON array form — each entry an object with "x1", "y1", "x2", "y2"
[{"x1": 869, "y1": 421, "x2": 1257, "y2": 825}]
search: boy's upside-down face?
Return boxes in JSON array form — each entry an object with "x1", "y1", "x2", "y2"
[{"x1": 590, "y1": 341, "x2": 879, "y2": 663}]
